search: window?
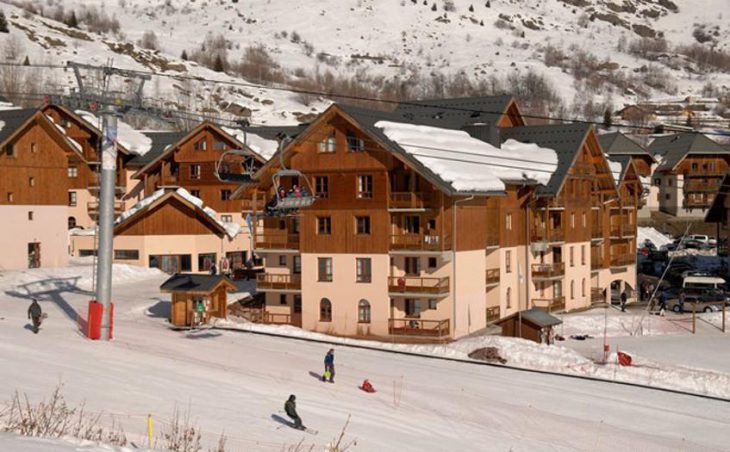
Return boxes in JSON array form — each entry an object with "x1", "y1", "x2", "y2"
[
  {"x1": 318, "y1": 132, "x2": 336, "y2": 153},
  {"x1": 27, "y1": 211, "x2": 33, "y2": 221},
  {"x1": 582, "y1": 212, "x2": 586, "y2": 228},
  {"x1": 505, "y1": 250, "x2": 512, "y2": 273},
  {"x1": 291, "y1": 217, "x2": 300, "y2": 234},
  {"x1": 29, "y1": 177, "x2": 35, "y2": 187},
  {"x1": 318, "y1": 257, "x2": 333, "y2": 282},
  {"x1": 358, "y1": 300, "x2": 371, "y2": 323},
  {"x1": 226, "y1": 251, "x2": 246, "y2": 269},
  {"x1": 191, "y1": 189, "x2": 201, "y2": 198},
  {"x1": 320, "y1": 298, "x2": 332, "y2": 321},
  {"x1": 315, "y1": 176, "x2": 329, "y2": 198},
  {"x1": 317, "y1": 216, "x2": 332, "y2": 235},
  {"x1": 570, "y1": 246, "x2": 574, "y2": 267},
  {"x1": 405, "y1": 299, "x2": 421, "y2": 317},
  {"x1": 30, "y1": 142, "x2": 37, "y2": 153},
  {"x1": 190, "y1": 164, "x2": 201, "y2": 180},
  {"x1": 428, "y1": 257, "x2": 437, "y2": 269},
  {"x1": 79, "y1": 249, "x2": 97, "y2": 257},
  {"x1": 68, "y1": 192, "x2": 77, "y2": 206},
  {"x1": 665, "y1": 194, "x2": 670, "y2": 200},
  {"x1": 198, "y1": 253, "x2": 217, "y2": 272},
  {"x1": 279, "y1": 255, "x2": 287, "y2": 266},
  {"x1": 404, "y1": 215, "x2": 421, "y2": 234},
  {"x1": 668, "y1": 179, "x2": 672, "y2": 187},
  {"x1": 149, "y1": 254, "x2": 192, "y2": 273},
  {"x1": 278, "y1": 219, "x2": 287, "y2": 230},
  {"x1": 280, "y1": 294, "x2": 287, "y2": 305},
  {"x1": 213, "y1": 139, "x2": 226, "y2": 151},
  {"x1": 356, "y1": 216, "x2": 371, "y2": 234},
  {"x1": 7, "y1": 192, "x2": 13, "y2": 203},
  {"x1": 405, "y1": 257, "x2": 420, "y2": 276},
  {"x1": 570, "y1": 212, "x2": 575, "y2": 229},
  {"x1": 654, "y1": 178, "x2": 661, "y2": 186},
  {"x1": 221, "y1": 189, "x2": 232, "y2": 200},
  {"x1": 581, "y1": 278, "x2": 586, "y2": 297},
  {"x1": 293, "y1": 255, "x2": 301, "y2": 274},
  {"x1": 356, "y1": 258, "x2": 372, "y2": 283},
  {"x1": 357, "y1": 175, "x2": 373, "y2": 199},
  {"x1": 428, "y1": 298, "x2": 438, "y2": 310},
  {"x1": 194, "y1": 138, "x2": 207, "y2": 151},
  {"x1": 506, "y1": 287, "x2": 512, "y2": 308},
  {"x1": 346, "y1": 131, "x2": 364, "y2": 152},
  {"x1": 5, "y1": 144, "x2": 14, "y2": 157},
  {"x1": 691, "y1": 163, "x2": 698, "y2": 171},
  {"x1": 114, "y1": 250, "x2": 140, "y2": 260},
  {"x1": 221, "y1": 215, "x2": 233, "y2": 223},
  {"x1": 581, "y1": 245, "x2": 585, "y2": 266},
  {"x1": 68, "y1": 217, "x2": 77, "y2": 229},
  {"x1": 67, "y1": 166, "x2": 78, "y2": 178},
  {"x1": 506, "y1": 213, "x2": 512, "y2": 230},
  {"x1": 570, "y1": 280, "x2": 575, "y2": 299}
]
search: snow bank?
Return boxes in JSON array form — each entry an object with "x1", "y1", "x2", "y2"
[
  {"x1": 638, "y1": 227, "x2": 673, "y2": 248},
  {"x1": 375, "y1": 121, "x2": 558, "y2": 192},
  {"x1": 214, "y1": 318, "x2": 730, "y2": 399},
  {"x1": 76, "y1": 110, "x2": 153, "y2": 156},
  {"x1": 222, "y1": 126, "x2": 279, "y2": 160},
  {"x1": 0, "y1": 433, "x2": 133, "y2": 452},
  {"x1": 560, "y1": 310, "x2": 685, "y2": 337}
]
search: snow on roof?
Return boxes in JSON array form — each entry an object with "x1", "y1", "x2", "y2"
[
  {"x1": 117, "y1": 188, "x2": 242, "y2": 239},
  {"x1": 222, "y1": 126, "x2": 279, "y2": 160},
  {"x1": 46, "y1": 115, "x2": 83, "y2": 153},
  {"x1": 76, "y1": 110, "x2": 153, "y2": 156},
  {"x1": 0, "y1": 120, "x2": 5, "y2": 135},
  {"x1": 374, "y1": 121, "x2": 558, "y2": 193},
  {"x1": 637, "y1": 227, "x2": 673, "y2": 249},
  {"x1": 683, "y1": 276, "x2": 725, "y2": 285},
  {"x1": 0, "y1": 102, "x2": 19, "y2": 111},
  {"x1": 608, "y1": 159, "x2": 623, "y2": 186}
]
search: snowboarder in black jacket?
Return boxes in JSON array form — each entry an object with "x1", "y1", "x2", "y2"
[
  {"x1": 27, "y1": 299, "x2": 42, "y2": 334},
  {"x1": 285, "y1": 394, "x2": 303, "y2": 429}
]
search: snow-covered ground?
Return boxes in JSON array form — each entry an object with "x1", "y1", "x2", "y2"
[
  {"x1": 637, "y1": 226, "x2": 673, "y2": 249},
  {"x1": 1, "y1": 263, "x2": 730, "y2": 450}
]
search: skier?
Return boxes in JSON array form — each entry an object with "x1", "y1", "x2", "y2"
[
  {"x1": 27, "y1": 299, "x2": 42, "y2": 334},
  {"x1": 284, "y1": 394, "x2": 304, "y2": 429},
  {"x1": 620, "y1": 290, "x2": 628, "y2": 312},
  {"x1": 323, "y1": 348, "x2": 335, "y2": 383}
]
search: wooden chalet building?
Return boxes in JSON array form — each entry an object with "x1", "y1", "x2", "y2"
[
  {"x1": 239, "y1": 97, "x2": 638, "y2": 340},
  {"x1": 705, "y1": 173, "x2": 730, "y2": 258},
  {"x1": 598, "y1": 132, "x2": 654, "y2": 217},
  {"x1": 0, "y1": 108, "x2": 88, "y2": 270},
  {"x1": 648, "y1": 133, "x2": 730, "y2": 217}
]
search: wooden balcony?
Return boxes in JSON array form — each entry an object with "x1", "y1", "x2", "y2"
[
  {"x1": 256, "y1": 273, "x2": 301, "y2": 292},
  {"x1": 610, "y1": 254, "x2": 635, "y2": 268},
  {"x1": 591, "y1": 225, "x2": 603, "y2": 239},
  {"x1": 485, "y1": 268, "x2": 500, "y2": 287},
  {"x1": 255, "y1": 233, "x2": 300, "y2": 251},
  {"x1": 609, "y1": 224, "x2": 636, "y2": 239},
  {"x1": 389, "y1": 192, "x2": 431, "y2": 209},
  {"x1": 388, "y1": 276, "x2": 450, "y2": 297},
  {"x1": 684, "y1": 179, "x2": 721, "y2": 193},
  {"x1": 531, "y1": 227, "x2": 565, "y2": 243},
  {"x1": 388, "y1": 318, "x2": 450, "y2": 338},
  {"x1": 591, "y1": 254, "x2": 607, "y2": 269},
  {"x1": 87, "y1": 200, "x2": 125, "y2": 219},
  {"x1": 236, "y1": 308, "x2": 292, "y2": 325},
  {"x1": 533, "y1": 296, "x2": 566, "y2": 313},
  {"x1": 242, "y1": 199, "x2": 265, "y2": 211},
  {"x1": 531, "y1": 262, "x2": 565, "y2": 279},
  {"x1": 591, "y1": 287, "x2": 606, "y2": 304},
  {"x1": 389, "y1": 234, "x2": 451, "y2": 252},
  {"x1": 486, "y1": 306, "x2": 501, "y2": 323},
  {"x1": 683, "y1": 198, "x2": 713, "y2": 209}
]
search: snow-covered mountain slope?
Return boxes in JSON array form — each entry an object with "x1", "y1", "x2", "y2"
[{"x1": 0, "y1": 0, "x2": 728, "y2": 125}]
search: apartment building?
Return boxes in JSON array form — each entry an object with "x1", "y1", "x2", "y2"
[
  {"x1": 598, "y1": 132, "x2": 654, "y2": 217},
  {"x1": 648, "y1": 133, "x2": 730, "y2": 217},
  {"x1": 0, "y1": 108, "x2": 87, "y2": 270},
  {"x1": 243, "y1": 98, "x2": 637, "y2": 340},
  {"x1": 705, "y1": 173, "x2": 730, "y2": 257}
]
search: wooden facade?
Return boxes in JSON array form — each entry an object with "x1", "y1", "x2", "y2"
[{"x1": 161, "y1": 274, "x2": 236, "y2": 327}]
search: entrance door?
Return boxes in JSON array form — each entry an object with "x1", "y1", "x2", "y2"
[
  {"x1": 292, "y1": 295, "x2": 303, "y2": 327},
  {"x1": 27, "y1": 243, "x2": 40, "y2": 269}
]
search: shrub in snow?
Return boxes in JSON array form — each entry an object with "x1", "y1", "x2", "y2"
[
  {"x1": 139, "y1": 30, "x2": 160, "y2": 51},
  {"x1": 0, "y1": 11, "x2": 8, "y2": 33}
]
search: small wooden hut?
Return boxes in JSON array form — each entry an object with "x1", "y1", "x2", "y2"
[
  {"x1": 160, "y1": 274, "x2": 237, "y2": 327},
  {"x1": 495, "y1": 308, "x2": 562, "y2": 344}
]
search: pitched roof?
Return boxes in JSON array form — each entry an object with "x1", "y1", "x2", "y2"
[
  {"x1": 598, "y1": 132, "x2": 653, "y2": 160},
  {"x1": 496, "y1": 308, "x2": 563, "y2": 328},
  {"x1": 221, "y1": 125, "x2": 308, "y2": 161},
  {"x1": 128, "y1": 131, "x2": 186, "y2": 167},
  {"x1": 392, "y1": 95, "x2": 515, "y2": 128},
  {"x1": 0, "y1": 108, "x2": 37, "y2": 145},
  {"x1": 705, "y1": 172, "x2": 730, "y2": 223},
  {"x1": 500, "y1": 123, "x2": 593, "y2": 196},
  {"x1": 160, "y1": 273, "x2": 237, "y2": 294},
  {"x1": 648, "y1": 133, "x2": 729, "y2": 172}
]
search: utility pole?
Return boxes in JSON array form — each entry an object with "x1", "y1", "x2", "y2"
[{"x1": 95, "y1": 105, "x2": 118, "y2": 341}]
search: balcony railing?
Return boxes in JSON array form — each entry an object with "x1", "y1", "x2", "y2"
[
  {"x1": 531, "y1": 262, "x2": 565, "y2": 279},
  {"x1": 609, "y1": 224, "x2": 637, "y2": 239},
  {"x1": 531, "y1": 227, "x2": 565, "y2": 243},
  {"x1": 486, "y1": 306, "x2": 501, "y2": 323},
  {"x1": 236, "y1": 308, "x2": 292, "y2": 325},
  {"x1": 485, "y1": 268, "x2": 500, "y2": 286},
  {"x1": 389, "y1": 234, "x2": 451, "y2": 252},
  {"x1": 389, "y1": 192, "x2": 431, "y2": 209},
  {"x1": 533, "y1": 296, "x2": 566, "y2": 312},
  {"x1": 683, "y1": 198, "x2": 713, "y2": 209},
  {"x1": 255, "y1": 233, "x2": 300, "y2": 250},
  {"x1": 610, "y1": 254, "x2": 635, "y2": 267},
  {"x1": 684, "y1": 179, "x2": 721, "y2": 192},
  {"x1": 591, "y1": 287, "x2": 606, "y2": 304},
  {"x1": 87, "y1": 201, "x2": 125, "y2": 219},
  {"x1": 388, "y1": 318, "x2": 450, "y2": 338},
  {"x1": 591, "y1": 224, "x2": 603, "y2": 239},
  {"x1": 388, "y1": 276, "x2": 450, "y2": 296},
  {"x1": 242, "y1": 199, "x2": 266, "y2": 211},
  {"x1": 591, "y1": 254, "x2": 607, "y2": 269},
  {"x1": 256, "y1": 273, "x2": 301, "y2": 291}
]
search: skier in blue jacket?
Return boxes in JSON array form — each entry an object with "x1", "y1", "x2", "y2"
[{"x1": 323, "y1": 348, "x2": 335, "y2": 383}]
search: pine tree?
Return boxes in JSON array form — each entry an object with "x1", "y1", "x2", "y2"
[
  {"x1": 181, "y1": 50, "x2": 188, "y2": 60},
  {"x1": 66, "y1": 11, "x2": 78, "y2": 29},
  {"x1": 520, "y1": 31, "x2": 525, "y2": 38},
  {"x1": 22, "y1": 56, "x2": 30, "y2": 66},
  {"x1": 213, "y1": 54, "x2": 225, "y2": 72},
  {"x1": 431, "y1": 3, "x2": 437, "y2": 11},
  {"x1": 469, "y1": 4, "x2": 474, "y2": 12},
  {"x1": 603, "y1": 108, "x2": 613, "y2": 129},
  {"x1": 486, "y1": 1, "x2": 491, "y2": 7},
  {"x1": 0, "y1": 10, "x2": 8, "y2": 33},
  {"x1": 480, "y1": 19, "x2": 484, "y2": 26}
]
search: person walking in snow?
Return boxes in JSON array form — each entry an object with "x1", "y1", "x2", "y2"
[
  {"x1": 323, "y1": 348, "x2": 335, "y2": 383},
  {"x1": 27, "y1": 299, "x2": 42, "y2": 334},
  {"x1": 284, "y1": 394, "x2": 304, "y2": 429},
  {"x1": 658, "y1": 292, "x2": 667, "y2": 316},
  {"x1": 620, "y1": 290, "x2": 628, "y2": 312}
]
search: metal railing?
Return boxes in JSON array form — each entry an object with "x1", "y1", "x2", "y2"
[
  {"x1": 388, "y1": 276, "x2": 450, "y2": 295},
  {"x1": 485, "y1": 268, "x2": 500, "y2": 286},
  {"x1": 388, "y1": 318, "x2": 450, "y2": 338},
  {"x1": 533, "y1": 296, "x2": 566, "y2": 312},
  {"x1": 256, "y1": 273, "x2": 301, "y2": 291},
  {"x1": 531, "y1": 262, "x2": 565, "y2": 279},
  {"x1": 486, "y1": 306, "x2": 501, "y2": 323}
]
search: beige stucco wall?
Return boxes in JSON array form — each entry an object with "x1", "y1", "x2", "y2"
[
  {"x1": 499, "y1": 245, "x2": 526, "y2": 318},
  {"x1": 0, "y1": 205, "x2": 69, "y2": 271},
  {"x1": 562, "y1": 241, "x2": 592, "y2": 311},
  {"x1": 68, "y1": 189, "x2": 96, "y2": 229},
  {"x1": 452, "y1": 249, "x2": 486, "y2": 337}
]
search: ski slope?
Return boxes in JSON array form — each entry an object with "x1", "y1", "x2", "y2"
[{"x1": 0, "y1": 265, "x2": 729, "y2": 451}]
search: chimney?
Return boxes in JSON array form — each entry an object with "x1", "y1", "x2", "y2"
[{"x1": 461, "y1": 123, "x2": 501, "y2": 148}]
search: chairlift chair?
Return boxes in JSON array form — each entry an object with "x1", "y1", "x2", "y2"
[
  {"x1": 214, "y1": 149, "x2": 255, "y2": 184},
  {"x1": 272, "y1": 169, "x2": 316, "y2": 211}
]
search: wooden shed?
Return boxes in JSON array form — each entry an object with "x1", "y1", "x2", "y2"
[
  {"x1": 160, "y1": 274, "x2": 237, "y2": 327},
  {"x1": 495, "y1": 308, "x2": 563, "y2": 344}
]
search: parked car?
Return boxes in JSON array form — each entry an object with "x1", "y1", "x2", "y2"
[
  {"x1": 687, "y1": 235, "x2": 710, "y2": 244},
  {"x1": 666, "y1": 294, "x2": 723, "y2": 313}
]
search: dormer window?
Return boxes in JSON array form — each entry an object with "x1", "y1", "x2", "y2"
[
  {"x1": 5, "y1": 144, "x2": 14, "y2": 157},
  {"x1": 318, "y1": 132, "x2": 336, "y2": 153},
  {"x1": 194, "y1": 138, "x2": 207, "y2": 151},
  {"x1": 346, "y1": 131, "x2": 364, "y2": 152}
]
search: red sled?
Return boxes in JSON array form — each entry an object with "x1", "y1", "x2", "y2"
[
  {"x1": 359, "y1": 379, "x2": 376, "y2": 393},
  {"x1": 617, "y1": 351, "x2": 632, "y2": 367}
]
